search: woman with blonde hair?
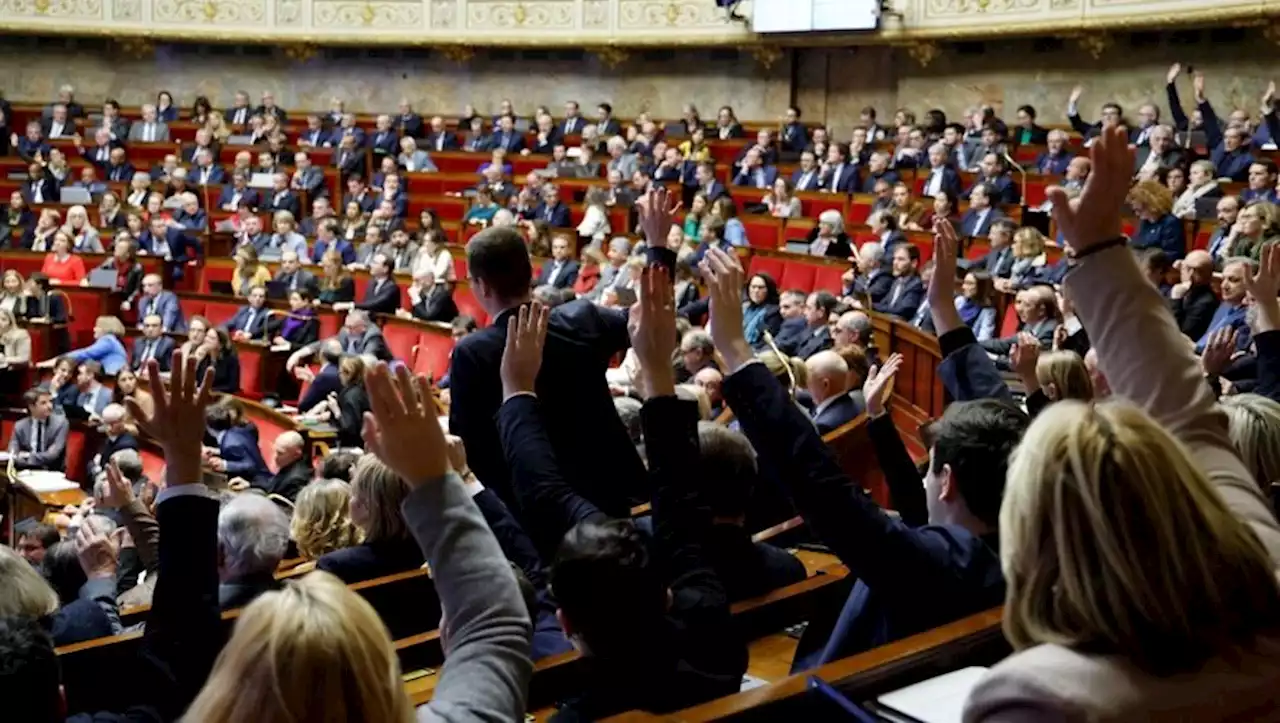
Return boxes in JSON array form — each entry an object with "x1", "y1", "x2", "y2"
[
  {"x1": 266, "y1": 209, "x2": 308, "y2": 261},
  {"x1": 1172, "y1": 159, "x2": 1221, "y2": 219},
  {"x1": 576, "y1": 186, "x2": 611, "y2": 247},
  {"x1": 206, "y1": 109, "x2": 232, "y2": 142},
  {"x1": 0, "y1": 269, "x2": 25, "y2": 316},
  {"x1": 63, "y1": 315, "x2": 128, "y2": 375},
  {"x1": 0, "y1": 307, "x2": 31, "y2": 365},
  {"x1": 1222, "y1": 394, "x2": 1280, "y2": 497},
  {"x1": 965, "y1": 128, "x2": 1280, "y2": 720},
  {"x1": 1127, "y1": 178, "x2": 1187, "y2": 260},
  {"x1": 25, "y1": 208, "x2": 60, "y2": 251},
  {"x1": 231, "y1": 244, "x2": 271, "y2": 297},
  {"x1": 1225, "y1": 201, "x2": 1280, "y2": 261},
  {"x1": 62, "y1": 205, "x2": 103, "y2": 253},
  {"x1": 291, "y1": 479, "x2": 362, "y2": 560},
  {"x1": 1034, "y1": 349, "x2": 1093, "y2": 402},
  {"x1": 1007, "y1": 227, "x2": 1048, "y2": 288},
  {"x1": 315, "y1": 454, "x2": 422, "y2": 583},
  {"x1": 317, "y1": 249, "x2": 356, "y2": 305},
  {"x1": 0, "y1": 544, "x2": 118, "y2": 645}
]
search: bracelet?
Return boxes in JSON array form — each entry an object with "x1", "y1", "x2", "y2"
[{"x1": 1069, "y1": 236, "x2": 1128, "y2": 262}]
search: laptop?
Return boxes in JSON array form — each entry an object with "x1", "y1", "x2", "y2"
[
  {"x1": 226, "y1": 134, "x2": 253, "y2": 145},
  {"x1": 209, "y1": 280, "x2": 235, "y2": 296},
  {"x1": 86, "y1": 268, "x2": 118, "y2": 288},
  {"x1": 265, "y1": 280, "x2": 290, "y2": 300},
  {"x1": 248, "y1": 173, "x2": 275, "y2": 189},
  {"x1": 59, "y1": 187, "x2": 92, "y2": 205}
]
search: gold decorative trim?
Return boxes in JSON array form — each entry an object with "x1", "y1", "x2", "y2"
[
  {"x1": 1073, "y1": 32, "x2": 1111, "y2": 59},
  {"x1": 901, "y1": 41, "x2": 941, "y2": 67},
  {"x1": 749, "y1": 45, "x2": 782, "y2": 70},
  {"x1": 594, "y1": 47, "x2": 629, "y2": 69}
]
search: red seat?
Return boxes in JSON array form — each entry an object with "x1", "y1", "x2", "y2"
[
  {"x1": 413, "y1": 330, "x2": 455, "y2": 381},
  {"x1": 999, "y1": 298, "x2": 1021, "y2": 338},
  {"x1": 812, "y1": 265, "x2": 846, "y2": 295},
  {"x1": 454, "y1": 286, "x2": 489, "y2": 327},
  {"x1": 201, "y1": 301, "x2": 239, "y2": 327},
  {"x1": 64, "y1": 429, "x2": 87, "y2": 483},
  {"x1": 235, "y1": 344, "x2": 265, "y2": 399},
  {"x1": 777, "y1": 261, "x2": 817, "y2": 293},
  {"x1": 383, "y1": 323, "x2": 420, "y2": 363},
  {"x1": 783, "y1": 218, "x2": 816, "y2": 247},
  {"x1": 746, "y1": 255, "x2": 785, "y2": 284},
  {"x1": 741, "y1": 216, "x2": 782, "y2": 250}
]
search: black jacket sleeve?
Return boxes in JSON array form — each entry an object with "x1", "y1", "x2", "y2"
[
  {"x1": 1254, "y1": 330, "x2": 1280, "y2": 403},
  {"x1": 866, "y1": 413, "x2": 928, "y2": 527}
]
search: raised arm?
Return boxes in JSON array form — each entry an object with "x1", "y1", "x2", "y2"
[
  {"x1": 363, "y1": 363, "x2": 532, "y2": 723},
  {"x1": 1166, "y1": 63, "x2": 1190, "y2": 131},
  {"x1": 1194, "y1": 72, "x2": 1224, "y2": 151},
  {"x1": 863, "y1": 354, "x2": 929, "y2": 527},
  {"x1": 1049, "y1": 125, "x2": 1280, "y2": 562},
  {"x1": 1243, "y1": 244, "x2": 1280, "y2": 403},
  {"x1": 1065, "y1": 85, "x2": 1094, "y2": 136}
]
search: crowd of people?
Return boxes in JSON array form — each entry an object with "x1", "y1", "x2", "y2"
[{"x1": 2, "y1": 71, "x2": 1280, "y2": 721}]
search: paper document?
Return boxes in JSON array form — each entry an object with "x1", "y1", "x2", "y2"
[{"x1": 876, "y1": 667, "x2": 989, "y2": 723}]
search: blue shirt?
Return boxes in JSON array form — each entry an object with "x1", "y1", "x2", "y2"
[
  {"x1": 1195, "y1": 302, "x2": 1251, "y2": 353},
  {"x1": 68, "y1": 334, "x2": 128, "y2": 375}
]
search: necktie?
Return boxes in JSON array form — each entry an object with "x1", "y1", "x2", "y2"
[
  {"x1": 245, "y1": 309, "x2": 257, "y2": 335},
  {"x1": 141, "y1": 339, "x2": 154, "y2": 363},
  {"x1": 144, "y1": 123, "x2": 153, "y2": 142},
  {"x1": 34, "y1": 420, "x2": 43, "y2": 453}
]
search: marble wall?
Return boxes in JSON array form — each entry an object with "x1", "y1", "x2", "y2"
[{"x1": 0, "y1": 30, "x2": 1274, "y2": 132}]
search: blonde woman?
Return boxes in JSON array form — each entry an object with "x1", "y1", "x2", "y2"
[
  {"x1": 231, "y1": 245, "x2": 271, "y2": 297},
  {"x1": 290, "y1": 479, "x2": 362, "y2": 560},
  {"x1": 126, "y1": 172, "x2": 152, "y2": 208},
  {"x1": 206, "y1": 109, "x2": 232, "y2": 143},
  {"x1": 1222, "y1": 394, "x2": 1280, "y2": 495},
  {"x1": 1226, "y1": 201, "x2": 1280, "y2": 261},
  {"x1": 0, "y1": 308, "x2": 31, "y2": 365},
  {"x1": 61, "y1": 204, "x2": 103, "y2": 253},
  {"x1": 996, "y1": 227, "x2": 1047, "y2": 293},
  {"x1": 0, "y1": 269, "x2": 25, "y2": 316},
  {"x1": 27, "y1": 208, "x2": 60, "y2": 251},
  {"x1": 0, "y1": 544, "x2": 119, "y2": 645},
  {"x1": 576, "y1": 187, "x2": 611, "y2": 247},
  {"x1": 1172, "y1": 159, "x2": 1221, "y2": 219},
  {"x1": 1127, "y1": 178, "x2": 1186, "y2": 260},
  {"x1": 1032, "y1": 349, "x2": 1093, "y2": 403},
  {"x1": 965, "y1": 128, "x2": 1280, "y2": 720},
  {"x1": 314, "y1": 454, "x2": 423, "y2": 584}
]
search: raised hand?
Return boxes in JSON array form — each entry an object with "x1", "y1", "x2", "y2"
[
  {"x1": 1243, "y1": 243, "x2": 1280, "y2": 333},
  {"x1": 928, "y1": 219, "x2": 966, "y2": 336},
  {"x1": 627, "y1": 266, "x2": 677, "y2": 399},
  {"x1": 499, "y1": 303, "x2": 549, "y2": 401},
  {"x1": 95, "y1": 460, "x2": 136, "y2": 510},
  {"x1": 1201, "y1": 326, "x2": 1239, "y2": 377},
  {"x1": 1193, "y1": 72, "x2": 1206, "y2": 103},
  {"x1": 863, "y1": 352, "x2": 903, "y2": 418},
  {"x1": 1166, "y1": 63, "x2": 1181, "y2": 85},
  {"x1": 1010, "y1": 332, "x2": 1042, "y2": 393},
  {"x1": 700, "y1": 248, "x2": 753, "y2": 371},
  {"x1": 360, "y1": 362, "x2": 450, "y2": 487},
  {"x1": 1045, "y1": 125, "x2": 1132, "y2": 254},
  {"x1": 127, "y1": 353, "x2": 214, "y2": 489},
  {"x1": 1265, "y1": 80, "x2": 1277, "y2": 111},
  {"x1": 636, "y1": 186, "x2": 681, "y2": 247},
  {"x1": 1069, "y1": 85, "x2": 1084, "y2": 105},
  {"x1": 75, "y1": 523, "x2": 119, "y2": 582}
]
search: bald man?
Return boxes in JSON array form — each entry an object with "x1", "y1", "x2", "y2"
[
  {"x1": 1171, "y1": 249, "x2": 1219, "y2": 342},
  {"x1": 258, "y1": 430, "x2": 312, "y2": 502},
  {"x1": 90, "y1": 403, "x2": 138, "y2": 479},
  {"x1": 693, "y1": 367, "x2": 725, "y2": 416},
  {"x1": 805, "y1": 350, "x2": 858, "y2": 435}
]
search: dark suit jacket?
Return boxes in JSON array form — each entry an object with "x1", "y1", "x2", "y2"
[
  {"x1": 136, "y1": 290, "x2": 186, "y2": 333},
  {"x1": 532, "y1": 201, "x2": 571, "y2": 227},
  {"x1": 1013, "y1": 124, "x2": 1049, "y2": 146},
  {"x1": 851, "y1": 269, "x2": 894, "y2": 305},
  {"x1": 218, "y1": 425, "x2": 269, "y2": 485},
  {"x1": 824, "y1": 165, "x2": 859, "y2": 193},
  {"x1": 216, "y1": 186, "x2": 260, "y2": 211},
  {"x1": 963, "y1": 174, "x2": 1020, "y2": 206},
  {"x1": 706, "y1": 525, "x2": 807, "y2": 603},
  {"x1": 490, "y1": 130, "x2": 526, "y2": 154},
  {"x1": 395, "y1": 113, "x2": 424, "y2": 138},
  {"x1": 963, "y1": 245, "x2": 1016, "y2": 278},
  {"x1": 773, "y1": 316, "x2": 808, "y2": 356},
  {"x1": 8, "y1": 414, "x2": 69, "y2": 470},
  {"x1": 334, "y1": 149, "x2": 366, "y2": 179},
  {"x1": 21, "y1": 176, "x2": 58, "y2": 205},
  {"x1": 1173, "y1": 283, "x2": 1219, "y2": 342},
  {"x1": 860, "y1": 170, "x2": 901, "y2": 194},
  {"x1": 450, "y1": 300, "x2": 642, "y2": 521},
  {"x1": 919, "y1": 166, "x2": 962, "y2": 200},
  {"x1": 298, "y1": 363, "x2": 341, "y2": 413},
  {"x1": 790, "y1": 168, "x2": 823, "y2": 192},
  {"x1": 41, "y1": 118, "x2": 78, "y2": 138},
  {"x1": 223, "y1": 305, "x2": 272, "y2": 340},
  {"x1": 262, "y1": 189, "x2": 301, "y2": 217},
  {"x1": 536, "y1": 259, "x2": 580, "y2": 289},
  {"x1": 355, "y1": 277, "x2": 401, "y2": 316},
  {"x1": 411, "y1": 287, "x2": 458, "y2": 323},
  {"x1": 794, "y1": 325, "x2": 834, "y2": 360},
  {"x1": 257, "y1": 458, "x2": 312, "y2": 502},
  {"x1": 316, "y1": 536, "x2": 424, "y2": 584},
  {"x1": 958, "y1": 208, "x2": 1006, "y2": 238},
  {"x1": 873, "y1": 275, "x2": 925, "y2": 321},
  {"x1": 274, "y1": 269, "x2": 319, "y2": 296},
  {"x1": 130, "y1": 335, "x2": 176, "y2": 372},
  {"x1": 424, "y1": 130, "x2": 458, "y2": 152}
]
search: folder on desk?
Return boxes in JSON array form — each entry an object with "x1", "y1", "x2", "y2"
[{"x1": 873, "y1": 666, "x2": 988, "y2": 723}]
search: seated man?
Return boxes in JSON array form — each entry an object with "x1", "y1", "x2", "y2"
[
  {"x1": 790, "y1": 291, "x2": 838, "y2": 360},
  {"x1": 274, "y1": 250, "x2": 319, "y2": 296},
  {"x1": 217, "y1": 494, "x2": 289, "y2": 609},
  {"x1": 872, "y1": 244, "x2": 925, "y2": 321},
  {"x1": 334, "y1": 254, "x2": 400, "y2": 317},
  {"x1": 1195, "y1": 256, "x2": 1252, "y2": 354},
  {"x1": 772, "y1": 290, "x2": 809, "y2": 354},
  {"x1": 962, "y1": 152, "x2": 1021, "y2": 206},
  {"x1": 134, "y1": 274, "x2": 187, "y2": 333},
  {"x1": 804, "y1": 350, "x2": 860, "y2": 434},
  {"x1": 980, "y1": 285, "x2": 1061, "y2": 369},
  {"x1": 400, "y1": 269, "x2": 458, "y2": 323},
  {"x1": 957, "y1": 184, "x2": 1006, "y2": 238},
  {"x1": 697, "y1": 423, "x2": 807, "y2": 601},
  {"x1": 287, "y1": 312, "x2": 391, "y2": 377},
  {"x1": 88, "y1": 403, "x2": 138, "y2": 480},
  {"x1": 294, "y1": 339, "x2": 344, "y2": 413},
  {"x1": 960, "y1": 219, "x2": 1017, "y2": 278},
  {"x1": 206, "y1": 404, "x2": 271, "y2": 488},
  {"x1": 256, "y1": 430, "x2": 312, "y2": 502},
  {"x1": 848, "y1": 242, "x2": 892, "y2": 307},
  {"x1": 130, "y1": 314, "x2": 176, "y2": 372},
  {"x1": 223, "y1": 285, "x2": 272, "y2": 342},
  {"x1": 16, "y1": 522, "x2": 60, "y2": 566},
  {"x1": 532, "y1": 185, "x2": 571, "y2": 228},
  {"x1": 8, "y1": 388, "x2": 68, "y2": 471},
  {"x1": 536, "y1": 236, "x2": 579, "y2": 290},
  {"x1": 68, "y1": 361, "x2": 112, "y2": 420},
  {"x1": 1171, "y1": 249, "x2": 1219, "y2": 342}
]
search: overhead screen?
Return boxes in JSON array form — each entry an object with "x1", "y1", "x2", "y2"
[{"x1": 752, "y1": 0, "x2": 880, "y2": 33}]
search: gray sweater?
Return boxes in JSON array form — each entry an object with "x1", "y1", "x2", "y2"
[{"x1": 405, "y1": 471, "x2": 533, "y2": 722}]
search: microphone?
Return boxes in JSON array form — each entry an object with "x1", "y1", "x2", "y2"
[{"x1": 761, "y1": 330, "x2": 798, "y2": 399}]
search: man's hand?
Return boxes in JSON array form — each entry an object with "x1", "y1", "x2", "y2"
[
  {"x1": 75, "y1": 523, "x2": 119, "y2": 581},
  {"x1": 1167, "y1": 63, "x2": 1181, "y2": 85},
  {"x1": 96, "y1": 460, "x2": 135, "y2": 510},
  {"x1": 627, "y1": 266, "x2": 678, "y2": 400},
  {"x1": 361, "y1": 362, "x2": 451, "y2": 486},
  {"x1": 500, "y1": 303, "x2": 548, "y2": 400},
  {"x1": 1201, "y1": 327, "x2": 1238, "y2": 377},
  {"x1": 1010, "y1": 332, "x2": 1042, "y2": 393},
  {"x1": 1068, "y1": 85, "x2": 1084, "y2": 106},
  {"x1": 128, "y1": 353, "x2": 214, "y2": 488},
  {"x1": 228, "y1": 477, "x2": 251, "y2": 492},
  {"x1": 1045, "y1": 125, "x2": 1132, "y2": 254},
  {"x1": 863, "y1": 352, "x2": 903, "y2": 418},
  {"x1": 1263, "y1": 80, "x2": 1276, "y2": 111},
  {"x1": 636, "y1": 186, "x2": 681, "y2": 248},
  {"x1": 1193, "y1": 72, "x2": 1206, "y2": 103},
  {"x1": 1243, "y1": 243, "x2": 1280, "y2": 334},
  {"x1": 700, "y1": 248, "x2": 754, "y2": 371},
  {"x1": 928, "y1": 219, "x2": 966, "y2": 336},
  {"x1": 445, "y1": 434, "x2": 470, "y2": 477}
]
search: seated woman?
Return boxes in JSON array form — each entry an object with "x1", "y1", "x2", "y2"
[
  {"x1": 112, "y1": 367, "x2": 155, "y2": 433},
  {"x1": 264, "y1": 210, "x2": 308, "y2": 261},
  {"x1": 398, "y1": 270, "x2": 457, "y2": 323},
  {"x1": 0, "y1": 309, "x2": 31, "y2": 389},
  {"x1": 231, "y1": 245, "x2": 272, "y2": 298},
  {"x1": 763, "y1": 177, "x2": 802, "y2": 218},
  {"x1": 806, "y1": 209, "x2": 853, "y2": 258},
  {"x1": 94, "y1": 237, "x2": 145, "y2": 301},
  {"x1": 62, "y1": 205, "x2": 104, "y2": 254},
  {"x1": 304, "y1": 355, "x2": 370, "y2": 449},
  {"x1": 2, "y1": 191, "x2": 34, "y2": 246},
  {"x1": 914, "y1": 190, "x2": 960, "y2": 232},
  {"x1": 464, "y1": 186, "x2": 501, "y2": 227},
  {"x1": 1172, "y1": 160, "x2": 1222, "y2": 220},
  {"x1": 316, "y1": 249, "x2": 356, "y2": 305},
  {"x1": 743, "y1": 272, "x2": 783, "y2": 351},
  {"x1": 290, "y1": 479, "x2": 362, "y2": 563},
  {"x1": 196, "y1": 327, "x2": 241, "y2": 394},
  {"x1": 40, "y1": 232, "x2": 88, "y2": 286},
  {"x1": 1127, "y1": 178, "x2": 1186, "y2": 261},
  {"x1": 0, "y1": 544, "x2": 117, "y2": 646},
  {"x1": 62, "y1": 315, "x2": 129, "y2": 375},
  {"x1": 269, "y1": 288, "x2": 320, "y2": 350},
  {"x1": 710, "y1": 196, "x2": 747, "y2": 248},
  {"x1": 683, "y1": 192, "x2": 709, "y2": 243},
  {"x1": 0, "y1": 269, "x2": 25, "y2": 316},
  {"x1": 98, "y1": 191, "x2": 126, "y2": 230},
  {"x1": 338, "y1": 200, "x2": 367, "y2": 242},
  {"x1": 955, "y1": 271, "x2": 998, "y2": 342},
  {"x1": 315, "y1": 452, "x2": 424, "y2": 583}
]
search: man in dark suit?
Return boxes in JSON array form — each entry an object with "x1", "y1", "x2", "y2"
[
  {"x1": 274, "y1": 251, "x2": 319, "y2": 296},
  {"x1": 532, "y1": 185, "x2": 572, "y2": 227},
  {"x1": 190, "y1": 148, "x2": 224, "y2": 186},
  {"x1": 298, "y1": 115, "x2": 333, "y2": 148},
  {"x1": 1011, "y1": 104, "x2": 1049, "y2": 146},
  {"x1": 76, "y1": 128, "x2": 119, "y2": 168},
  {"x1": 262, "y1": 172, "x2": 301, "y2": 218},
  {"x1": 780, "y1": 106, "x2": 808, "y2": 153},
  {"x1": 223, "y1": 285, "x2": 273, "y2": 342},
  {"x1": 1133, "y1": 125, "x2": 1186, "y2": 179},
  {"x1": 215, "y1": 493, "x2": 287, "y2": 609},
  {"x1": 772, "y1": 290, "x2": 809, "y2": 354},
  {"x1": 217, "y1": 171, "x2": 261, "y2": 212},
  {"x1": 962, "y1": 153, "x2": 1020, "y2": 206},
  {"x1": 561, "y1": 100, "x2": 587, "y2": 136},
  {"x1": 981, "y1": 285, "x2": 1060, "y2": 369},
  {"x1": 595, "y1": 102, "x2": 622, "y2": 137},
  {"x1": 451, "y1": 226, "x2": 646, "y2": 528},
  {"x1": 40, "y1": 104, "x2": 77, "y2": 139},
  {"x1": 88, "y1": 403, "x2": 139, "y2": 480},
  {"x1": 135, "y1": 274, "x2": 187, "y2": 333},
  {"x1": 131, "y1": 313, "x2": 176, "y2": 372},
  {"x1": 873, "y1": 244, "x2": 925, "y2": 321},
  {"x1": 536, "y1": 236, "x2": 580, "y2": 289},
  {"x1": 103, "y1": 147, "x2": 136, "y2": 184},
  {"x1": 790, "y1": 150, "x2": 823, "y2": 192},
  {"x1": 919, "y1": 143, "x2": 962, "y2": 199},
  {"x1": 490, "y1": 115, "x2": 525, "y2": 154},
  {"x1": 336, "y1": 254, "x2": 400, "y2": 317},
  {"x1": 22, "y1": 162, "x2": 57, "y2": 206},
  {"x1": 849, "y1": 243, "x2": 893, "y2": 306},
  {"x1": 1034, "y1": 130, "x2": 1074, "y2": 176},
  {"x1": 292, "y1": 340, "x2": 344, "y2": 413},
  {"x1": 343, "y1": 176, "x2": 376, "y2": 214},
  {"x1": 254, "y1": 92, "x2": 287, "y2": 124},
  {"x1": 957, "y1": 184, "x2": 1006, "y2": 238},
  {"x1": 256, "y1": 430, "x2": 312, "y2": 502},
  {"x1": 334, "y1": 134, "x2": 366, "y2": 181},
  {"x1": 8, "y1": 388, "x2": 68, "y2": 471},
  {"x1": 693, "y1": 161, "x2": 729, "y2": 202},
  {"x1": 960, "y1": 219, "x2": 1017, "y2": 278},
  {"x1": 804, "y1": 350, "x2": 859, "y2": 434},
  {"x1": 367, "y1": 115, "x2": 400, "y2": 157},
  {"x1": 860, "y1": 152, "x2": 900, "y2": 194},
  {"x1": 394, "y1": 100, "x2": 424, "y2": 139},
  {"x1": 13, "y1": 122, "x2": 51, "y2": 163},
  {"x1": 225, "y1": 90, "x2": 253, "y2": 127},
  {"x1": 423, "y1": 116, "x2": 458, "y2": 152},
  {"x1": 207, "y1": 404, "x2": 271, "y2": 488},
  {"x1": 731, "y1": 147, "x2": 778, "y2": 189},
  {"x1": 822, "y1": 143, "x2": 859, "y2": 194},
  {"x1": 1171, "y1": 249, "x2": 1219, "y2": 342},
  {"x1": 289, "y1": 313, "x2": 392, "y2": 375},
  {"x1": 1205, "y1": 196, "x2": 1240, "y2": 262},
  {"x1": 792, "y1": 291, "x2": 838, "y2": 360}
]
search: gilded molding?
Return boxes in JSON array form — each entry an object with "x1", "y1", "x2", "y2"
[
  {"x1": 902, "y1": 40, "x2": 941, "y2": 67},
  {"x1": 0, "y1": 0, "x2": 1272, "y2": 46},
  {"x1": 594, "y1": 46, "x2": 629, "y2": 68},
  {"x1": 1074, "y1": 32, "x2": 1111, "y2": 58},
  {"x1": 750, "y1": 45, "x2": 782, "y2": 70}
]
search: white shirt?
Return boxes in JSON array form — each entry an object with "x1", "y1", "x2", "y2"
[
  {"x1": 924, "y1": 168, "x2": 945, "y2": 196},
  {"x1": 143, "y1": 123, "x2": 155, "y2": 142}
]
